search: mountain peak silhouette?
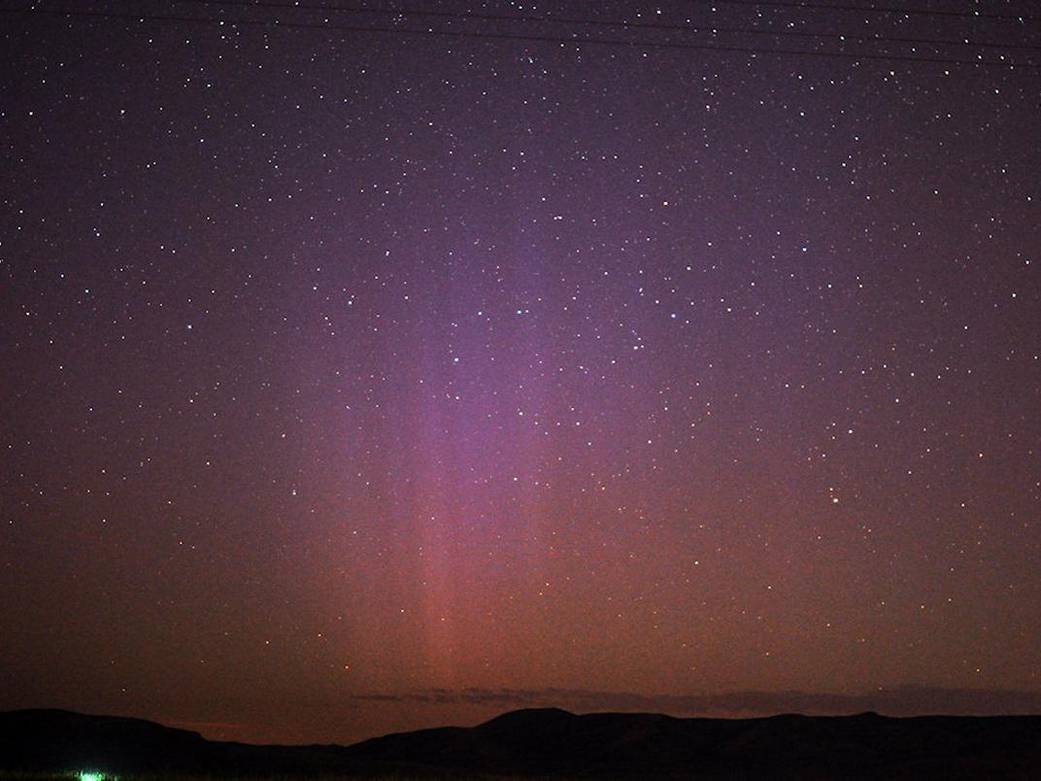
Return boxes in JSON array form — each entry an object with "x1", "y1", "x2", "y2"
[{"x1": 3, "y1": 706, "x2": 1041, "y2": 778}]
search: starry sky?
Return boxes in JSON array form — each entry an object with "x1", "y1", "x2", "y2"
[{"x1": 2, "y1": 0, "x2": 1040, "y2": 746}]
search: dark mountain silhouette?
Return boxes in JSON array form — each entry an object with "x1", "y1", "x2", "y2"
[{"x1": 3, "y1": 706, "x2": 1041, "y2": 778}]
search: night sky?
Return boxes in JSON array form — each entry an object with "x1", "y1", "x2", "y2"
[{"x1": 2, "y1": 0, "x2": 1041, "y2": 746}]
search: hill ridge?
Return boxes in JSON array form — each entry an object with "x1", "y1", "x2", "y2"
[{"x1": 2, "y1": 706, "x2": 1040, "y2": 778}]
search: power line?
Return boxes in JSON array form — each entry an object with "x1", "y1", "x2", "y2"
[
  {"x1": 173, "y1": 0, "x2": 1041, "y2": 54},
  {"x1": 3, "y1": 6, "x2": 1037, "y2": 70},
  {"x1": 689, "y1": 0, "x2": 1041, "y2": 24}
]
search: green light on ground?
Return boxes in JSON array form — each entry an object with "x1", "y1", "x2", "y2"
[{"x1": 78, "y1": 773, "x2": 107, "y2": 781}]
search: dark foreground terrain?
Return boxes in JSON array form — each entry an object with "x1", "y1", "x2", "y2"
[{"x1": 2, "y1": 706, "x2": 1040, "y2": 779}]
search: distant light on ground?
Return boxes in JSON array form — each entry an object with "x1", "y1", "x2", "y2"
[{"x1": 78, "y1": 773, "x2": 109, "y2": 781}]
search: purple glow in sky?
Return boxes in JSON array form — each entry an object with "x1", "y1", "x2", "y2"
[{"x1": 2, "y1": 0, "x2": 1040, "y2": 745}]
